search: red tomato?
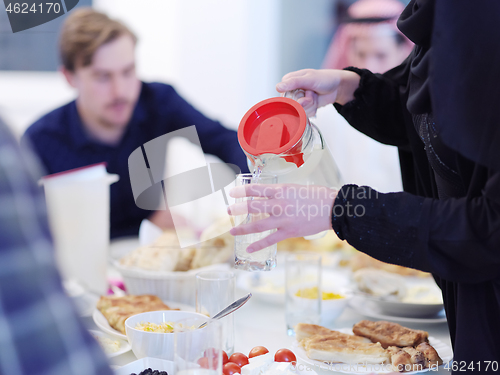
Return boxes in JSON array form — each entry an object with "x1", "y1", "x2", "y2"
[
  {"x1": 229, "y1": 352, "x2": 249, "y2": 367},
  {"x1": 223, "y1": 351, "x2": 229, "y2": 365},
  {"x1": 197, "y1": 357, "x2": 210, "y2": 369},
  {"x1": 274, "y1": 349, "x2": 297, "y2": 363},
  {"x1": 249, "y1": 346, "x2": 269, "y2": 358},
  {"x1": 223, "y1": 362, "x2": 241, "y2": 375}
]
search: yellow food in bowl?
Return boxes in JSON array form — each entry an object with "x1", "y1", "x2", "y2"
[
  {"x1": 295, "y1": 287, "x2": 344, "y2": 300},
  {"x1": 134, "y1": 321, "x2": 195, "y2": 333}
]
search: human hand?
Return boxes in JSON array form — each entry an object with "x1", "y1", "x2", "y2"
[
  {"x1": 276, "y1": 69, "x2": 360, "y2": 116},
  {"x1": 227, "y1": 183, "x2": 337, "y2": 253}
]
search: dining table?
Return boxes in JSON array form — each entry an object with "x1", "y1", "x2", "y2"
[{"x1": 81, "y1": 251, "x2": 453, "y2": 375}]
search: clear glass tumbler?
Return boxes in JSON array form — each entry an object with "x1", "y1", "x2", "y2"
[
  {"x1": 285, "y1": 252, "x2": 322, "y2": 336},
  {"x1": 233, "y1": 173, "x2": 278, "y2": 271},
  {"x1": 195, "y1": 271, "x2": 235, "y2": 355},
  {"x1": 174, "y1": 317, "x2": 223, "y2": 375}
]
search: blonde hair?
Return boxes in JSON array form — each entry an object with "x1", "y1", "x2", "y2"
[{"x1": 59, "y1": 8, "x2": 137, "y2": 71}]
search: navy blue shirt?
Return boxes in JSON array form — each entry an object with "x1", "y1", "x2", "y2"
[{"x1": 23, "y1": 82, "x2": 248, "y2": 239}]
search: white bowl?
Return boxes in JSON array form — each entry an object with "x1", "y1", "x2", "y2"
[
  {"x1": 125, "y1": 310, "x2": 208, "y2": 360},
  {"x1": 321, "y1": 293, "x2": 351, "y2": 326}
]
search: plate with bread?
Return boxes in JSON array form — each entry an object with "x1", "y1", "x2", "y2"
[
  {"x1": 292, "y1": 321, "x2": 452, "y2": 374},
  {"x1": 350, "y1": 268, "x2": 444, "y2": 319},
  {"x1": 93, "y1": 294, "x2": 194, "y2": 340}
]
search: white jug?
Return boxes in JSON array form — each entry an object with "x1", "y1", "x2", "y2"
[{"x1": 41, "y1": 163, "x2": 119, "y2": 294}]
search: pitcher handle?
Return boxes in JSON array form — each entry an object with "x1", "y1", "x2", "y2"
[{"x1": 281, "y1": 89, "x2": 306, "y2": 102}]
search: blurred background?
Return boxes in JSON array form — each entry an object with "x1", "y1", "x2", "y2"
[{"x1": 0, "y1": 0, "x2": 410, "y2": 191}]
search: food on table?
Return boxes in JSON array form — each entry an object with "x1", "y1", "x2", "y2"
[
  {"x1": 241, "y1": 352, "x2": 272, "y2": 375},
  {"x1": 387, "y1": 346, "x2": 417, "y2": 372},
  {"x1": 401, "y1": 346, "x2": 426, "y2": 368},
  {"x1": 353, "y1": 268, "x2": 407, "y2": 299},
  {"x1": 96, "y1": 294, "x2": 176, "y2": 334},
  {"x1": 352, "y1": 320, "x2": 429, "y2": 349},
  {"x1": 133, "y1": 321, "x2": 194, "y2": 333},
  {"x1": 295, "y1": 287, "x2": 344, "y2": 300},
  {"x1": 416, "y1": 342, "x2": 443, "y2": 367},
  {"x1": 295, "y1": 323, "x2": 350, "y2": 342},
  {"x1": 119, "y1": 224, "x2": 232, "y2": 272},
  {"x1": 295, "y1": 321, "x2": 442, "y2": 372},
  {"x1": 401, "y1": 284, "x2": 443, "y2": 304},
  {"x1": 301, "y1": 331, "x2": 389, "y2": 364},
  {"x1": 350, "y1": 251, "x2": 430, "y2": 277},
  {"x1": 222, "y1": 350, "x2": 230, "y2": 365},
  {"x1": 194, "y1": 218, "x2": 234, "y2": 268},
  {"x1": 89, "y1": 332, "x2": 121, "y2": 354},
  {"x1": 223, "y1": 362, "x2": 242, "y2": 375},
  {"x1": 229, "y1": 352, "x2": 250, "y2": 367},
  {"x1": 249, "y1": 346, "x2": 269, "y2": 358},
  {"x1": 220, "y1": 348, "x2": 297, "y2": 375},
  {"x1": 353, "y1": 268, "x2": 443, "y2": 304},
  {"x1": 129, "y1": 369, "x2": 168, "y2": 375},
  {"x1": 119, "y1": 230, "x2": 191, "y2": 271},
  {"x1": 274, "y1": 349, "x2": 296, "y2": 363}
]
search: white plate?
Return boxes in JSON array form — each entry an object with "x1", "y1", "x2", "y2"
[
  {"x1": 89, "y1": 330, "x2": 131, "y2": 358},
  {"x1": 93, "y1": 300, "x2": 195, "y2": 340},
  {"x1": 350, "y1": 275, "x2": 444, "y2": 318},
  {"x1": 114, "y1": 357, "x2": 174, "y2": 375},
  {"x1": 349, "y1": 297, "x2": 447, "y2": 324},
  {"x1": 292, "y1": 329, "x2": 453, "y2": 374},
  {"x1": 237, "y1": 268, "x2": 351, "y2": 305}
]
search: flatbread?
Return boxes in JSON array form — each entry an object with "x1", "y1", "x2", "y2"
[{"x1": 96, "y1": 295, "x2": 175, "y2": 334}]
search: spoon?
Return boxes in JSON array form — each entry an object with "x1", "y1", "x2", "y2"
[{"x1": 198, "y1": 293, "x2": 252, "y2": 328}]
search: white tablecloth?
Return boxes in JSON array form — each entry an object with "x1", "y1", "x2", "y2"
[{"x1": 82, "y1": 272, "x2": 453, "y2": 375}]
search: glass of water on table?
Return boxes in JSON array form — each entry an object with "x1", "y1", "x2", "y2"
[
  {"x1": 285, "y1": 252, "x2": 322, "y2": 336},
  {"x1": 232, "y1": 173, "x2": 278, "y2": 271}
]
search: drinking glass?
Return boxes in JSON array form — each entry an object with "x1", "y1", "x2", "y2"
[
  {"x1": 285, "y1": 252, "x2": 322, "y2": 336},
  {"x1": 174, "y1": 317, "x2": 223, "y2": 375},
  {"x1": 196, "y1": 271, "x2": 235, "y2": 355},
  {"x1": 233, "y1": 173, "x2": 278, "y2": 271}
]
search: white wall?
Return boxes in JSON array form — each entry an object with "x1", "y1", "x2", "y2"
[{"x1": 93, "y1": 0, "x2": 282, "y2": 130}]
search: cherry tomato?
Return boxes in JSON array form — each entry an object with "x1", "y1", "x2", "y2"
[
  {"x1": 229, "y1": 352, "x2": 249, "y2": 367},
  {"x1": 223, "y1": 362, "x2": 241, "y2": 375},
  {"x1": 223, "y1": 350, "x2": 229, "y2": 365},
  {"x1": 249, "y1": 346, "x2": 269, "y2": 358},
  {"x1": 197, "y1": 357, "x2": 210, "y2": 369},
  {"x1": 274, "y1": 349, "x2": 297, "y2": 363}
]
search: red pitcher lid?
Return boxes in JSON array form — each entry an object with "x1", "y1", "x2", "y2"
[{"x1": 238, "y1": 97, "x2": 307, "y2": 158}]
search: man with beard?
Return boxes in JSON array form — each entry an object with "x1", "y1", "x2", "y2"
[{"x1": 23, "y1": 8, "x2": 248, "y2": 239}]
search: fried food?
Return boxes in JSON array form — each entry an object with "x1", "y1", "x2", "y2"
[
  {"x1": 352, "y1": 320, "x2": 428, "y2": 349},
  {"x1": 97, "y1": 295, "x2": 175, "y2": 334},
  {"x1": 402, "y1": 346, "x2": 426, "y2": 369},
  {"x1": 387, "y1": 346, "x2": 413, "y2": 372},
  {"x1": 303, "y1": 332, "x2": 390, "y2": 365},
  {"x1": 416, "y1": 342, "x2": 443, "y2": 367},
  {"x1": 295, "y1": 323, "x2": 342, "y2": 343}
]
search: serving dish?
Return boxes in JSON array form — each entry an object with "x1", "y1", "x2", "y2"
[
  {"x1": 93, "y1": 300, "x2": 194, "y2": 340},
  {"x1": 292, "y1": 328, "x2": 452, "y2": 374},
  {"x1": 89, "y1": 330, "x2": 131, "y2": 358},
  {"x1": 348, "y1": 298, "x2": 446, "y2": 324}
]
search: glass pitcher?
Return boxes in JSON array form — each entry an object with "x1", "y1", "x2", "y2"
[{"x1": 238, "y1": 90, "x2": 342, "y2": 189}]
